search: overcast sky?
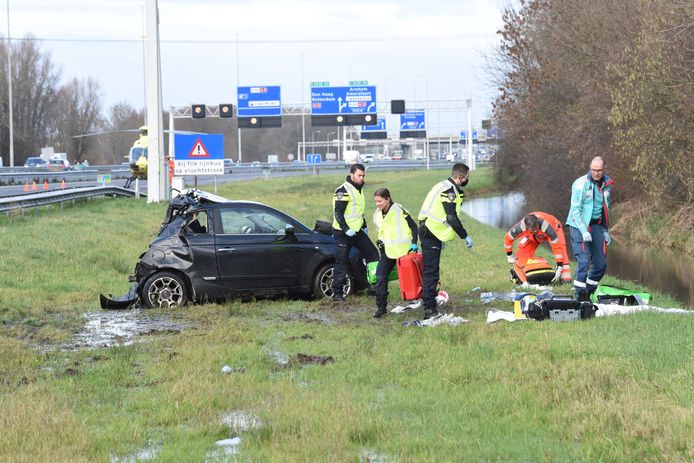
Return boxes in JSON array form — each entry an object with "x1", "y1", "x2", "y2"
[{"x1": 7, "y1": 0, "x2": 507, "y2": 135}]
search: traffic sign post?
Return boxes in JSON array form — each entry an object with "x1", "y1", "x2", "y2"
[
  {"x1": 237, "y1": 85, "x2": 282, "y2": 128},
  {"x1": 361, "y1": 118, "x2": 387, "y2": 139},
  {"x1": 307, "y1": 153, "x2": 321, "y2": 175},
  {"x1": 399, "y1": 110, "x2": 427, "y2": 139},
  {"x1": 173, "y1": 134, "x2": 224, "y2": 175},
  {"x1": 310, "y1": 85, "x2": 377, "y2": 126}
]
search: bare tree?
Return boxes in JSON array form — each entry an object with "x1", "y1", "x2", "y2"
[{"x1": 50, "y1": 77, "x2": 103, "y2": 163}]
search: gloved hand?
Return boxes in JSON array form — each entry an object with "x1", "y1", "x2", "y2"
[
  {"x1": 604, "y1": 231, "x2": 611, "y2": 245},
  {"x1": 362, "y1": 227, "x2": 368, "y2": 234},
  {"x1": 409, "y1": 244, "x2": 418, "y2": 253},
  {"x1": 345, "y1": 229, "x2": 356, "y2": 237},
  {"x1": 582, "y1": 231, "x2": 592, "y2": 242},
  {"x1": 551, "y1": 267, "x2": 562, "y2": 283},
  {"x1": 507, "y1": 255, "x2": 515, "y2": 265},
  {"x1": 465, "y1": 236, "x2": 473, "y2": 249}
]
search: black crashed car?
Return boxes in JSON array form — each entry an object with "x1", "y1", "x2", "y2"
[{"x1": 101, "y1": 189, "x2": 367, "y2": 309}]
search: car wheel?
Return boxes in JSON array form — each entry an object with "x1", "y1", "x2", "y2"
[
  {"x1": 312, "y1": 263, "x2": 352, "y2": 299},
  {"x1": 142, "y1": 271, "x2": 189, "y2": 308}
]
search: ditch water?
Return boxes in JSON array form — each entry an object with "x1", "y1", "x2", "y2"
[{"x1": 460, "y1": 192, "x2": 694, "y2": 308}]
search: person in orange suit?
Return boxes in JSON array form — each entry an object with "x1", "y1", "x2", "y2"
[{"x1": 504, "y1": 212, "x2": 571, "y2": 283}]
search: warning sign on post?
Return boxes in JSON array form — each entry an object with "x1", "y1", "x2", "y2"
[{"x1": 174, "y1": 133, "x2": 224, "y2": 175}]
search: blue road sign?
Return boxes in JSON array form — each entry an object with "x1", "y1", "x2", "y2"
[
  {"x1": 361, "y1": 118, "x2": 386, "y2": 132},
  {"x1": 400, "y1": 110, "x2": 426, "y2": 130},
  {"x1": 174, "y1": 134, "x2": 224, "y2": 175},
  {"x1": 460, "y1": 130, "x2": 479, "y2": 140},
  {"x1": 237, "y1": 86, "x2": 281, "y2": 117},
  {"x1": 307, "y1": 153, "x2": 322, "y2": 164},
  {"x1": 310, "y1": 86, "x2": 377, "y2": 115}
]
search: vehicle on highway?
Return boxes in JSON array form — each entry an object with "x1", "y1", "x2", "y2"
[
  {"x1": 362, "y1": 153, "x2": 374, "y2": 163},
  {"x1": 47, "y1": 158, "x2": 71, "y2": 171},
  {"x1": 223, "y1": 159, "x2": 234, "y2": 174},
  {"x1": 391, "y1": 152, "x2": 403, "y2": 161},
  {"x1": 100, "y1": 189, "x2": 368, "y2": 309},
  {"x1": 24, "y1": 157, "x2": 47, "y2": 168}
]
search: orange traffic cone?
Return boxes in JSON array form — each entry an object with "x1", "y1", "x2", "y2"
[
  {"x1": 60, "y1": 179, "x2": 66, "y2": 189},
  {"x1": 24, "y1": 181, "x2": 30, "y2": 192},
  {"x1": 32, "y1": 181, "x2": 38, "y2": 191},
  {"x1": 43, "y1": 180, "x2": 49, "y2": 190}
]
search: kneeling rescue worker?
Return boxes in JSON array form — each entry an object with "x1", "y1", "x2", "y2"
[{"x1": 504, "y1": 212, "x2": 572, "y2": 284}]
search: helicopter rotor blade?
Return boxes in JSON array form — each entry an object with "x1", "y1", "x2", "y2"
[{"x1": 72, "y1": 129, "x2": 141, "y2": 138}]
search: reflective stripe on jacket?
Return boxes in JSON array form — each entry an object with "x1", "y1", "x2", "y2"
[
  {"x1": 504, "y1": 211, "x2": 569, "y2": 266},
  {"x1": 418, "y1": 179, "x2": 463, "y2": 242},
  {"x1": 332, "y1": 181, "x2": 365, "y2": 231},
  {"x1": 374, "y1": 203, "x2": 412, "y2": 259},
  {"x1": 566, "y1": 173, "x2": 613, "y2": 235}
]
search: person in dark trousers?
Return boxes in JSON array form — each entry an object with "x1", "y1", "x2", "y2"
[
  {"x1": 417, "y1": 163, "x2": 473, "y2": 319},
  {"x1": 331, "y1": 164, "x2": 379, "y2": 301},
  {"x1": 566, "y1": 156, "x2": 614, "y2": 301},
  {"x1": 372, "y1": 188, "x2": 418, "y2": 318}
]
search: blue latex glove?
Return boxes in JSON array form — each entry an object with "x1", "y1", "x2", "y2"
[
  {"x1": 345, "y1": 229, "x2": 356, "y2": 237},
  {"x1": 409, "y1": 244, "x2": 418, "y2": 253},
  {"x1": 582, "y1": 231, "x2": 592, "y2": 242},
  {"x1": 465, "y1": 236, "x2": 473, "y2": 249},
  {"x1": 604, "y1": 231, "x2": 611, "y2": 245}
]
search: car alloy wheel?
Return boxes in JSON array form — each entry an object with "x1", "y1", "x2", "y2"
[
  {"x1": 143, "y1": 271, "x2": 189, "y2": 308},
  {"x1": 314, "y1": 264, "x2": 351, "y2": 299}
]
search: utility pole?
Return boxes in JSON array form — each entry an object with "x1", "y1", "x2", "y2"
[
  {"x1": 6, "y1": 0, "x2": 14, "y2": 167},
  {"x1": 145, "y1": 0, "x2": 166, "y2": 202}
]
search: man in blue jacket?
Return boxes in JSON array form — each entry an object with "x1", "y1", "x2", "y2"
[{"x1": 566, "y1": 156, "x2": 614, "y2": 301}]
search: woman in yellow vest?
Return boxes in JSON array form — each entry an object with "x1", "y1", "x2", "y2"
[{"x1": 372, "y1": 188, "x2": 419, "y2": 318}]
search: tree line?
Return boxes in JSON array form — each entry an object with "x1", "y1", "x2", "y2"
[
  {"x1": 0, "y1": 36, "x2": 308, "y2": 167},
  {"x1": 490, "y1": 0, "x2": 692, "y2": 216}
]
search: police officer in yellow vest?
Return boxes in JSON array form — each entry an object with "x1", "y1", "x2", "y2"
[
  {"x1": 332, "y1": 164, "x2": 379, "y2": 301},
  {"x1": 418, "y1": 163, "x2": 473, "y2": 319},
  {"x1": 372, "y1": 188, "x2": 419, "y2": 318}
]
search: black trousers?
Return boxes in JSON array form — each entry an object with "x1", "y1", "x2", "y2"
[
  {"x1": 419, "y1": 225, "x2": 443, "y2": 312},
  {"x1": 332, "y1": 230, "x2": 378, "y2": 298},
  {"x1": 375, "y1": 254, "x2": 396, "y2": 310}
]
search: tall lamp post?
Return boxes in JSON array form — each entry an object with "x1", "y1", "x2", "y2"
[
  {"x1": 6, "y1": 0, "x2": 14, "y2": 167},
  {"x1": 326, "y1": 131, "x2": 336, "y2": 158},
  {"x1": 311, "y1": 130, "x2": 321, "y2": 153}
]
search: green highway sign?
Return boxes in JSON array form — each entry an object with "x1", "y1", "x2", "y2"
[
  {"x1": 349, "y1": 80, "x2": 368, "y2": 86},
  {"x1": 311, "y1": 81, "x2": 330, "y2": 87}
]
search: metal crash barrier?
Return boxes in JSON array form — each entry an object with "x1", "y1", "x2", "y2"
[{"x1": 0, "y1": 186, "x2": 144, "y2": 214}]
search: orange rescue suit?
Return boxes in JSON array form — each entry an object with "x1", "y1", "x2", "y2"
[{"x1": 504, "y1": 212, "x2": 571, "y2": 280}]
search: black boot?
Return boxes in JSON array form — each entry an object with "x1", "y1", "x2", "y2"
[
  {"x1": 374, "y1": 307, "x2": 387, "y2": 318},
  {"x1": 423, "y1": 308, "x2": 440, "y2": 320}
]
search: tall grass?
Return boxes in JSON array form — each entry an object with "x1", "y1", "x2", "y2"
[{"x1": 0, "y1": 168, "x2": 691, "y2": 462}]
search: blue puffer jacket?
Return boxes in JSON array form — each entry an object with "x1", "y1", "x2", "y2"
[{"x1": 566, "y1": 172, "x2": 614, "y2": 235}]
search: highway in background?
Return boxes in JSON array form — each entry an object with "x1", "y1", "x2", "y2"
[{"x1": 0, "y1": 160, "x2": 454, "y2": 198}]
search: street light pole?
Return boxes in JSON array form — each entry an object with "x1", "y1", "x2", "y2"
[
  {"x1": 326, "y1": 131, "x2": 335, "y2": 158},
  {"x1": 6, "y1": 0, "x2": 14, "y2": 167}
]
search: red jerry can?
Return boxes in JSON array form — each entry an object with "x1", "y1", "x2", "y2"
[{"x1": 397, "y1": 252, "x2": 424, "y2": 301}]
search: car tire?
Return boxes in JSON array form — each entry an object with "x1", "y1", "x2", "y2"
[
  {"x1": 142, "y1": 271, "x2": 189, "y2": 308},
  {"x1": 312, "y1": 263, "x2": 352, "y2": 299}
]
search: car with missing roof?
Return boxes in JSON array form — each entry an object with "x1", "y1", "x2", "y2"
[{"x1": 100, "y1": 189, "x2": 368, "y2": 309}]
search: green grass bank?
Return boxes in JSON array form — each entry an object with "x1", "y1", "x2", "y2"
[{"x1": 0, "y1": 168, "x2": 691, "y2": 462}]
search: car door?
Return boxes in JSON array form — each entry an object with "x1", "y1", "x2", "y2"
[{"x1": 214, "y1": 205, "x2": 317, "y2": 292}]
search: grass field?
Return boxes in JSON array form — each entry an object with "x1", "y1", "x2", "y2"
[{"x1": 0, "y1": 168, "x2": 691, "y2": 462}]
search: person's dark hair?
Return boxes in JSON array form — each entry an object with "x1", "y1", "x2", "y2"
[
  {"x1": 524, "y1": 214, "x2": 540, "y2": 230},
  {"x1": 350, "y1": 163, "x2": 365, "y2": 174},
  {"x1": 451, "y1": 163, "x2": 469, "y2": 177},
  {"x1": 373, "y1": 188, "x2": 392, "y2": 203}
]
